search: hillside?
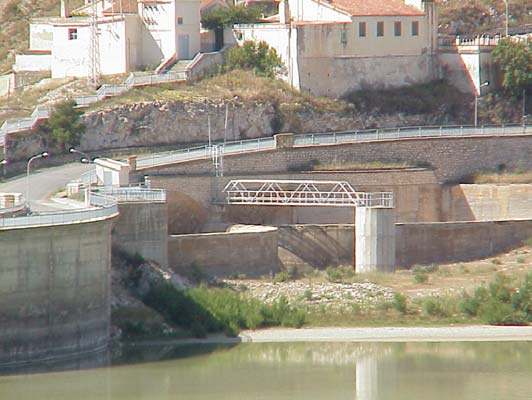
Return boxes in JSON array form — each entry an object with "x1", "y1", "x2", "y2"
[{"x1": 438, "y1": 0, "x2": 532, "y2": 36}]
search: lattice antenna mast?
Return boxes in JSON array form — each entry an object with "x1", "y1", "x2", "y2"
[{"x1": 88, "y1": 0, "x2": 101, "y2": 87}]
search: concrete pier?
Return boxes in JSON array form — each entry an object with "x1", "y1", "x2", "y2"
[{"x1": 356, "y1": 207, "x2": 396, "y2": 273}]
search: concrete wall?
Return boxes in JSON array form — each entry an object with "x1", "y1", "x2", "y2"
[
  {"x1": 277, "y1": 220, "x2": 532, "y2": 271},
  {"x1": 112, "y1": 202, "x2": 168, "y2": 267},
  {"x1": 146, "y1": 169, "x2": 443, "y2": 232},
  {"x1": 14, "y1": 53, "x2": 52, "y2": 73},
  {"x1": 0, "y1": 218, "x2": 114, "y2": 367},
  {"x1": 29, "y1": 23, "x2": 54, "y2": 51},
  {"x1": 168, "y1": 225, "x2": 279, "y2": 277},
  {"x1": 447, "y1": 184, "x2": 532, "y2": 222},
  {"x1": 395, "y1": 219, "x2": 532, "y2": 267}
]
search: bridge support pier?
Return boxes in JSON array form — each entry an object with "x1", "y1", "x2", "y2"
[{"x1": 356, "y1": 207, "x2": 395, "y2": 273}]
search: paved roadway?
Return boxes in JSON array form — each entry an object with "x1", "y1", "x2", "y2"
[{"x1": 0, "y1": 163, "x2": 92, "y2": 212}]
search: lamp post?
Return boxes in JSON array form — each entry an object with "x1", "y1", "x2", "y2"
[
  {"x1": 475, "y1": 81, "x2": 490, "y2": 127},
  {"x1": 69, "y1": 147, "x2": 94, "y2": 206},
  {"x1": 0, "y1": 159, "x2": 7, "y2": 176},
  {"x1": 503, "y1": 0, "x2": 509, "y2": 36},
  {"x1": 26, "y1": 151, "x2": 49, "y2": 210}
]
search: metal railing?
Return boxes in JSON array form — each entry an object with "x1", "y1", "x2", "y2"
[
  {"x1": 357, "y1": 192, "x2": 394, "y2": 208},
  {"x1": 136, "y1": 137, "x2": 275, "y2": 169},
  {"x1": 0, "y1": 195, "x2": 117, "y2": 229},
  {"x1": 293, "y1": 124, "x2": 532, "y2": 147},
  {"x1": 93, "y1": 187, "x2": 166, "y2": 202}
]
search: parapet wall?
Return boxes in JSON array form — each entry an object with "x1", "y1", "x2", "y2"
[
  {"x1": 143, "y1": 135, "x2": 532, "y2": 184},
  {"x1": 168, "y1": 225, "x2": 279, "y2": 277},
  {"x1": 0, "y1": 217, "x2": 114, "y2": 367}
]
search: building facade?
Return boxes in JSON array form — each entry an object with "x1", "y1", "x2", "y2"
[
  {"x1": 235, "y1": 0, "x2": 438, "y2": 97},
  {"x1": 15, "y1": 0, "x2": 201, "y2": 79}
]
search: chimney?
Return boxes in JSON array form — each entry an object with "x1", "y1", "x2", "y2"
[{"x1": 61, "y1": 0, "x2": 70, "y2": 18}]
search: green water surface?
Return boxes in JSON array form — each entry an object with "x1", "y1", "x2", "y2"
[{"x1": 1, "y1": 341, "x2": 531, "y2": 400}]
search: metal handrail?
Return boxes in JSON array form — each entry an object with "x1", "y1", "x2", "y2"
[
  {"x1": 93, "y1": 187, "x2": 166, "y2": 202},
  {"x1": 0, "y1": 199, "x2": 117, "y2": 229},
  {"x1": 136, "y1": 137, "x2": 275, "y2": 169},
  {"x1": 293, "y1": 124, "x2": 531, "y2": 147}
]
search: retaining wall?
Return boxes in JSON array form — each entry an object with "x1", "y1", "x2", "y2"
[
  {"x1": 142, "y1": 135, "x2": 532, "y2": 184},
  {"x1": 112, "y1": 202, "x2": 168, "y2": 267},
  {"x1": 0, "y1": 217, "x2": 114, "y2": 367},
  {"x1": 277, "y1": 220, "x2": 532, "y2": 270},
  {"x1": 147, "y1": 169, "x2": 444, "y2": 233},
  {"x1": 168, "y1": 225, "x2": 279, "y2": 277}
]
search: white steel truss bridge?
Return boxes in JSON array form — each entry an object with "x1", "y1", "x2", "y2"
[{"x1": 222, "y1": 180, "x2": 394, "y2": 208}]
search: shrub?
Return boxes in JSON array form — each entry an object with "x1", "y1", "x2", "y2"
[
  {"x1": 273, "y1": 271, "x2": 290, "y2": 283},
  {"x1": 38, "y1": 100, "x2": 85, "y2": 152},
  {"x1": 143, "y1": 283, "x2": 305, "y2": 337},
  {"x1": 490, "y1": 258, "x2": 502, "y2": 265},
  {"x1": 523, "y1": 237, "x2": 532, "y2": 247},
  {"x1": 516, "y1": 256, "x2": 526, "y2": 264},
  {"x1": 392, "y1": 292, "x2": 407, "y2": 314},
  {"x1": 226, "y1": 41, "x2": 282, "y2": 78},
  {"x1": 414, "y1": 272, "x2": 429, "y2": 284},
  {"x1": 412, "y1": 264, "x2": 438, "y2": 274},
  {"x1": 326, "y1": 266, "x2": 355, "y2": 283}
]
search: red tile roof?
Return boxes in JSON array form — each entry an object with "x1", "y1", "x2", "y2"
[
  {"x1": 102, "y1": 0, "x2": 138, "y2": 14},
  {"x1": 326, "y1": 0, "x2": 425, "y2": 17}
]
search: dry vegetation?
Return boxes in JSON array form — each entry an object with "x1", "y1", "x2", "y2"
[{"x1": 471, "y1": 171, "x2": 532, "y2": 184}]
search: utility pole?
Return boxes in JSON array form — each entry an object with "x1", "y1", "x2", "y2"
[{"x1": 88, "y1": 0, "x2": 101, "y2": 87}]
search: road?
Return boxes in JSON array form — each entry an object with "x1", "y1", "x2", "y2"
[{"x1": 0, "y1": 163, "x2": 92, "y2": 212}]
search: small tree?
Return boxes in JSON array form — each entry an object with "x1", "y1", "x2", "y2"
[
  {"x1": 201, "y1": 6, "x2": 261, "y2": 30},
  {"x1": 39, "y1": 100, "x2": 85, "y2": 152},
  {"x1": 492, "y1": 38, "x2": 532, "y2": 96},
  {"x1": 226, "y1": 40, "x2": 282, "y2": 78}
]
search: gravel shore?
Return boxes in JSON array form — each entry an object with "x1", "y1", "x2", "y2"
[{"x1": 239, "y1": 326, "x2": 532, "y2": 343}]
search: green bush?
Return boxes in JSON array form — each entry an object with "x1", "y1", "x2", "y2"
[
  {"x1": 226, "y1": 41, "x2": 282, "y2": 78},
  {"x1": 459, "y1": 273, "x2": 532, "y2": 325},
  {"x1": 143, "y1": 283, "x2": 305, "y2": 337},
  {"x1": 273, "y1": 271, "x2": 290, "y2": 283},
  {"x1": 326, "y1": 266, "x2": 355, "y2": 283},
  {"x1": 414, "y1": 272, "x2": 429, "y2": 284},
  {"x1": 412, "y1": 264, "x2": 439, "y2": 274},
  {"x1": 392, "y1": 292, "x2": 407, "y2": 314}
]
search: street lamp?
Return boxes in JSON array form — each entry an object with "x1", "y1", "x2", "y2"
[
  {"x1": 503, "y1": 0, "x2": 509, "y2": 36},
  {"x1": 475, "y1": 81, "x2": 490, "y2": 127},
  {"x1": 26, "y1": 151, "x2": 49, "y2": 210},
  {"x1": 69, "y1": 147, "x2": 95, "y2": 206}
]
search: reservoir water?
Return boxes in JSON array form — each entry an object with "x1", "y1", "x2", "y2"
[{"x1": 1, "y1": 341, "x2": 531, "y2": 400}]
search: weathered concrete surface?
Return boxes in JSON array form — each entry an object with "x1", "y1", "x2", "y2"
[
  {"x1": 0, "y1": 218, "x2": 114, "y2": 367},
  {"x1": 168, "y1": 225, "x2": 279, "y2": 278},
  {"x1": 147, "y1": 169, "x2": 443, "y2": 233},
  {"x1": 112, "y1": 202, "x2": 168, "y2": 267},
  {"x1": 356, "y1": 208, "x2": 396, "y2": 273},
  {"x1": 447, "y1": 184, "x2": 532, "y2": 221},
  {"x1": 276, "y1": 220, "x2": 532, "y2": 271}
]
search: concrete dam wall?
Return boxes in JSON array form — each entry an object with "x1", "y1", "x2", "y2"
[{"x1": 0, "y1": 217, "x2": 115, "y2": 367}]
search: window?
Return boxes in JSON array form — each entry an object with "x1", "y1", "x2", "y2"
[
  {"x1": 412, "y1": 21, "x2": 419, "y2": 36},
  {"x1": 358, "y1": 22, "x2": 366, "y2": 37},
  {"x1": 177, "y1": 16, "x2": 183, "y2": 25},
  {"x1": 376, "y1": 21, "x2": 384, "y2": 37},
  {"x1": 68, "y1": 28, "x2": 78, "y2": 40},
  {"x1": 394, "y1": 21, "x2": 402, "y2": 36}
]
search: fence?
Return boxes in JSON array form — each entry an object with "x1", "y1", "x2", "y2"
[
  {"x1": 136, "y1": 137, "x2": 275, "y2": 169},
  {"x1": 0, "y1": 193, "x2": 117, "y2": 229},
  {"x1": 93, "y1": 187, "x2": 166, "y2": 202},
  {"x1": 293, "y1": 124, "x2": 532, "y2": 147}
]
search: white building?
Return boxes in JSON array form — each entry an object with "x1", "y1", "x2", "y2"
[
  {"x1": 15, "y1": 0, "x2": 201, "y2": 79},
  {"x1": 235, "y1": 0, "x2": 438, "y2": 98}
]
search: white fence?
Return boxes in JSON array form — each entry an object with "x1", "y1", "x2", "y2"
[
  {"x1": 0, "y1": 192, "x2": 117, "y2": 229},
  {"x1": 93, "y1": 187, "x2": 166, "y2": 202},
  {"x1": 293, "y1": 124, "x2": 532, "y2": 147}
]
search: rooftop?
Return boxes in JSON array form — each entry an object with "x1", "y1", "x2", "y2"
[{"x1": 326, "y1": 0, "x2": 425, "y2": 17}]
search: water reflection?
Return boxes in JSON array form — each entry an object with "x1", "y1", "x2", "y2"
[{"x1": 0, "y1": 342, "x2": 532, "y2": 399}]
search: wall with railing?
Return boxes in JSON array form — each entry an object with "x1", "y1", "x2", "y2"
[{"x1": 134, "y1": 124, "x2": 531, "y2": 170}]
